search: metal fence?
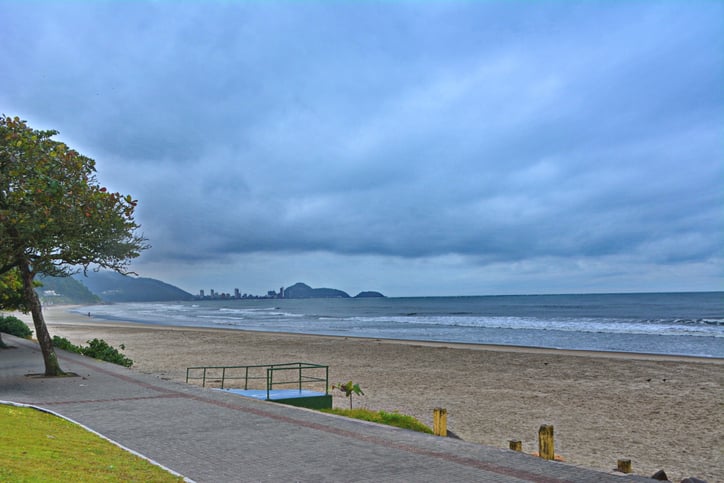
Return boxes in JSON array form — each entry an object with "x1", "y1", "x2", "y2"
[{"x1": 185, "y1": 362, "x2": 329, "y2": 399}]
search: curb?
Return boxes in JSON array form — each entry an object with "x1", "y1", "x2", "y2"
[{"x1": 0, "y1": 400, "x2": 195, "y2": 482}]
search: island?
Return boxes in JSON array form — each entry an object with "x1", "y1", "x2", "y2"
[
  {"x1": 354, "y1": 291, "x2": 385, "y2": 298},
  {"x1": 281, "y1": 283, "x2": 386, "y2": 299},
  {"x1": 283, "y1": 282, "x2": 350, "y2": 299}
]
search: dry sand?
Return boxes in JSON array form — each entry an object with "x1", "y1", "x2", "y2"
[{"x1": 15, "y1": 306, "x2": 724, "y2": 482}]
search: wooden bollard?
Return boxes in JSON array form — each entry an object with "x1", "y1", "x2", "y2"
[
  {"x1": 433, "y1": 408, "x2": 447, "y2": 437},
  {"x1": 538, "y1": 424, "x2": 555, "y2": 460},
  {"x1": 616, "y1": 459, "x2": 632, "y2": 474},
  {"x1": 509, "y1": 439, "x2": 522, "y2": 451}
]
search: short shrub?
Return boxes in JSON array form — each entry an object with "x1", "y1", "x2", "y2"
[
  {"x1": 0, "y1": 315, "x2": 33, "y2": 339},
  {"x1": 51, "y1": 336, "x2": 82, "y2": 354},
  {"x1": 52, "y1": 336, "x2": 133, "y2": 367},
  {"x1": 83, "y1": 338, "x2": 133, "y2": 368}
]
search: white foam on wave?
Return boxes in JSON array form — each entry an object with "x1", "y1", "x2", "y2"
[
  {"x1": 346, "y1": 315, "x2": 724, "y2": 337},
  {"x1": 215, "y1": 307, "x2": 304, "y2": 318}
]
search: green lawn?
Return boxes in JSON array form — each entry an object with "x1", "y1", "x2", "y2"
[{"x1": 0, "y1": 404, "x2": 184, "y2": 482}]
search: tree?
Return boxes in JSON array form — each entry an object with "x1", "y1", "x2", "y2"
[
  {"x1": 332, "y1": 381, "x2": 365, "y2": 409},
  {"x1": 0, "y1": 268, "x2": 27, "y2": 347},
  {"x1": 0, "y1": 115, "x2": 148, "y2": 375}
]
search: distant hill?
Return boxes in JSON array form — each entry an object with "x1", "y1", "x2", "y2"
[
  {"x1": 39, "y1": 274, "x2": 384, "y2": 304},
  {"x1": 37, "y1": 275, "x2": 101, "y2": 305},
  {"x1": 283, "y1": 282, "x2": 350, "y2": 299},
  {"x1": 72, "y1": 271, "x2": 194, "y2": 302},
  {"x1": 354, "y1": 291, "x2": 385, "y2": 298}
]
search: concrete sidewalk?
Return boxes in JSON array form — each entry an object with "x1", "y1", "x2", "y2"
[{"x1": 1, "y1": 334, "x2": 652, "y2": 482}]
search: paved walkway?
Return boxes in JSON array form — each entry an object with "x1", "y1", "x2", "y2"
[{"x1": 1, "y1": 334, "x2": 653, "y2": 482}]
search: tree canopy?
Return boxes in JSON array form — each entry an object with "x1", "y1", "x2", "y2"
[
  {"x1": 0, "y1": 115, "x2": 148, "y2": 374},
  {"x1": 0, "y1": 269, "x2": 26, "y2": 347},
  {"x1": 0, "y1": 269, "x2": 27, "y2": 312}
]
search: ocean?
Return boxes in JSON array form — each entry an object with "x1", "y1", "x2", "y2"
[{"x1": 72, "y1": 292, "x2": 724, "y2": 358}]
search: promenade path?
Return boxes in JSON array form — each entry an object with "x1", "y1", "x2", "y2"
[{"x1": 1, "y1": 334, "x2": 653, "y2": 482}]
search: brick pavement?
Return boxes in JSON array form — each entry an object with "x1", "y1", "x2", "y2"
[{"x1": 0, "y1": 334, "x2": 654, "y2": 482}]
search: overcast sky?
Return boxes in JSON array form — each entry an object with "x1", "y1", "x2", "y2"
[{"x1": 2, "y1": 1, "x2": 722, "y2": 297}]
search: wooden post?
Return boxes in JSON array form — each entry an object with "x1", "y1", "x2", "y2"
[
  {"x1": 509, "y1": 439, "x2": 522, "y2": 451},
  {"x1": 616, "y1": 459, "x2": 632, "y2": 474},
  {"x1": 433, "y1": 408, "x2": 447, "y2": 437},
  {"x1": 538, "y1": 424, "x2": 555, "y2": 460}
]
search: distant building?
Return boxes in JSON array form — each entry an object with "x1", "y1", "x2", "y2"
[{"x1": 199, "y1": 289, "x2": 205, "y2": 298}]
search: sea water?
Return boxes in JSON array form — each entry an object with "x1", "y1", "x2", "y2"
[{"x1": 72, "y1": 292, "x2": 724, "y2": 358}]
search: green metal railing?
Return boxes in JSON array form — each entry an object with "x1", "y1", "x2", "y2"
[{"x1": 185, "y1": 362, "x2": 329, "y2": 399}]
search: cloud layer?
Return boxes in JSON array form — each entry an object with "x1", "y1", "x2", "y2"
[{"x1": 1, "y1": 2, "x2": 722, "y2": 295}]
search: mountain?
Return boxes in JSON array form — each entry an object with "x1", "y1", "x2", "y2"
[
  {"x1": 283, "y1": 282, "x2": 350, "y2": 299},
  {"x1": 37, "y1": 275, "x2": 101, "y2": 305},
  {"x1": 73, "y1": 271, "x2": 194, "y2": 302}
]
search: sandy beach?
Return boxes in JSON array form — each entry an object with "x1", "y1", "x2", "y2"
[{"x1": 13, "y1": 306, "x2": 724, "y2": 482}]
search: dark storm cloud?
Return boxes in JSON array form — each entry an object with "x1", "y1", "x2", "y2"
[{"x1": 1, "y1": 1, "x2": 721, "y2": 294}]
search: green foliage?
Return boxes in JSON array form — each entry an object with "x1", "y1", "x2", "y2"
[
  {"x1": 0, "y1": 404, "x2": 184, "y2": 481},
  {"x1": 321, "y1": 408, "x2": 433, "y2": 434},
  {"x1": 0, "y1": 269, "x2": 29, "y2": 312},
  {"x1": 0, "y1": 114, "x2": 148, "y2": 375},
  {"x1": 331, "y1": 380, "x2": 365, "y2": 409},
  {"x1": 0, "y1": 115, "x2": 149, "y2": 279},
  {"x1": 0, "y1": 315, "x2": 32, "y2": 338},
  {"x1": 84, "y1": 338, "x2": 133, "y2": 367},
  {"x1": 52, "y1": 336, "x2": 133, "y2": 367},
  {"x1": 52, "y1": 336, "x2": 82, "y2": 354}
]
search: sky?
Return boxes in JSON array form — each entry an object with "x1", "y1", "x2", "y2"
[{"x1": 1, "y1": 1, "x2": 722, "y2": 297}]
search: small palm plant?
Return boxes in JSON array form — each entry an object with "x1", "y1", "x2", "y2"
[{"x1": 332, "y1": 381, "x2": 364, "y2": 409}]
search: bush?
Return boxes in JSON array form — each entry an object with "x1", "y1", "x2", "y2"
[
  {"x1": 52, "y1": 336, "x2": 133, "y2": 367},
  {"x1": 51, "y1": 336, "x2": 82, "y2": 354},
  {"x1": 0, "y1": 315, "x2": 33, "y2": 339},
  {"x1": 83, "y1": 338, "x2": 133, "y2": 367}
]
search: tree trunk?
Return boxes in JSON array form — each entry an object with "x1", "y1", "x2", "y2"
[
  {"x1": 0, "y1": 332, "x2": 5, "y2": 348},
  {"x1": 19, "y1": 261, "x2": 64, "y2": 376}
]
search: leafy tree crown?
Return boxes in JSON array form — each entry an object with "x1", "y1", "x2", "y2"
[{"x1": 0, "y1": 115, "x2": 149, "y2": 278}]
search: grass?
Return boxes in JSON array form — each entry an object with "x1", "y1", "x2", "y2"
[
  {"x1": 321, "y1": 407, "x2": 433, "y2": 434},
  {"x1": 0, "y1": 404, "x2": 184, "y2": 482}
]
